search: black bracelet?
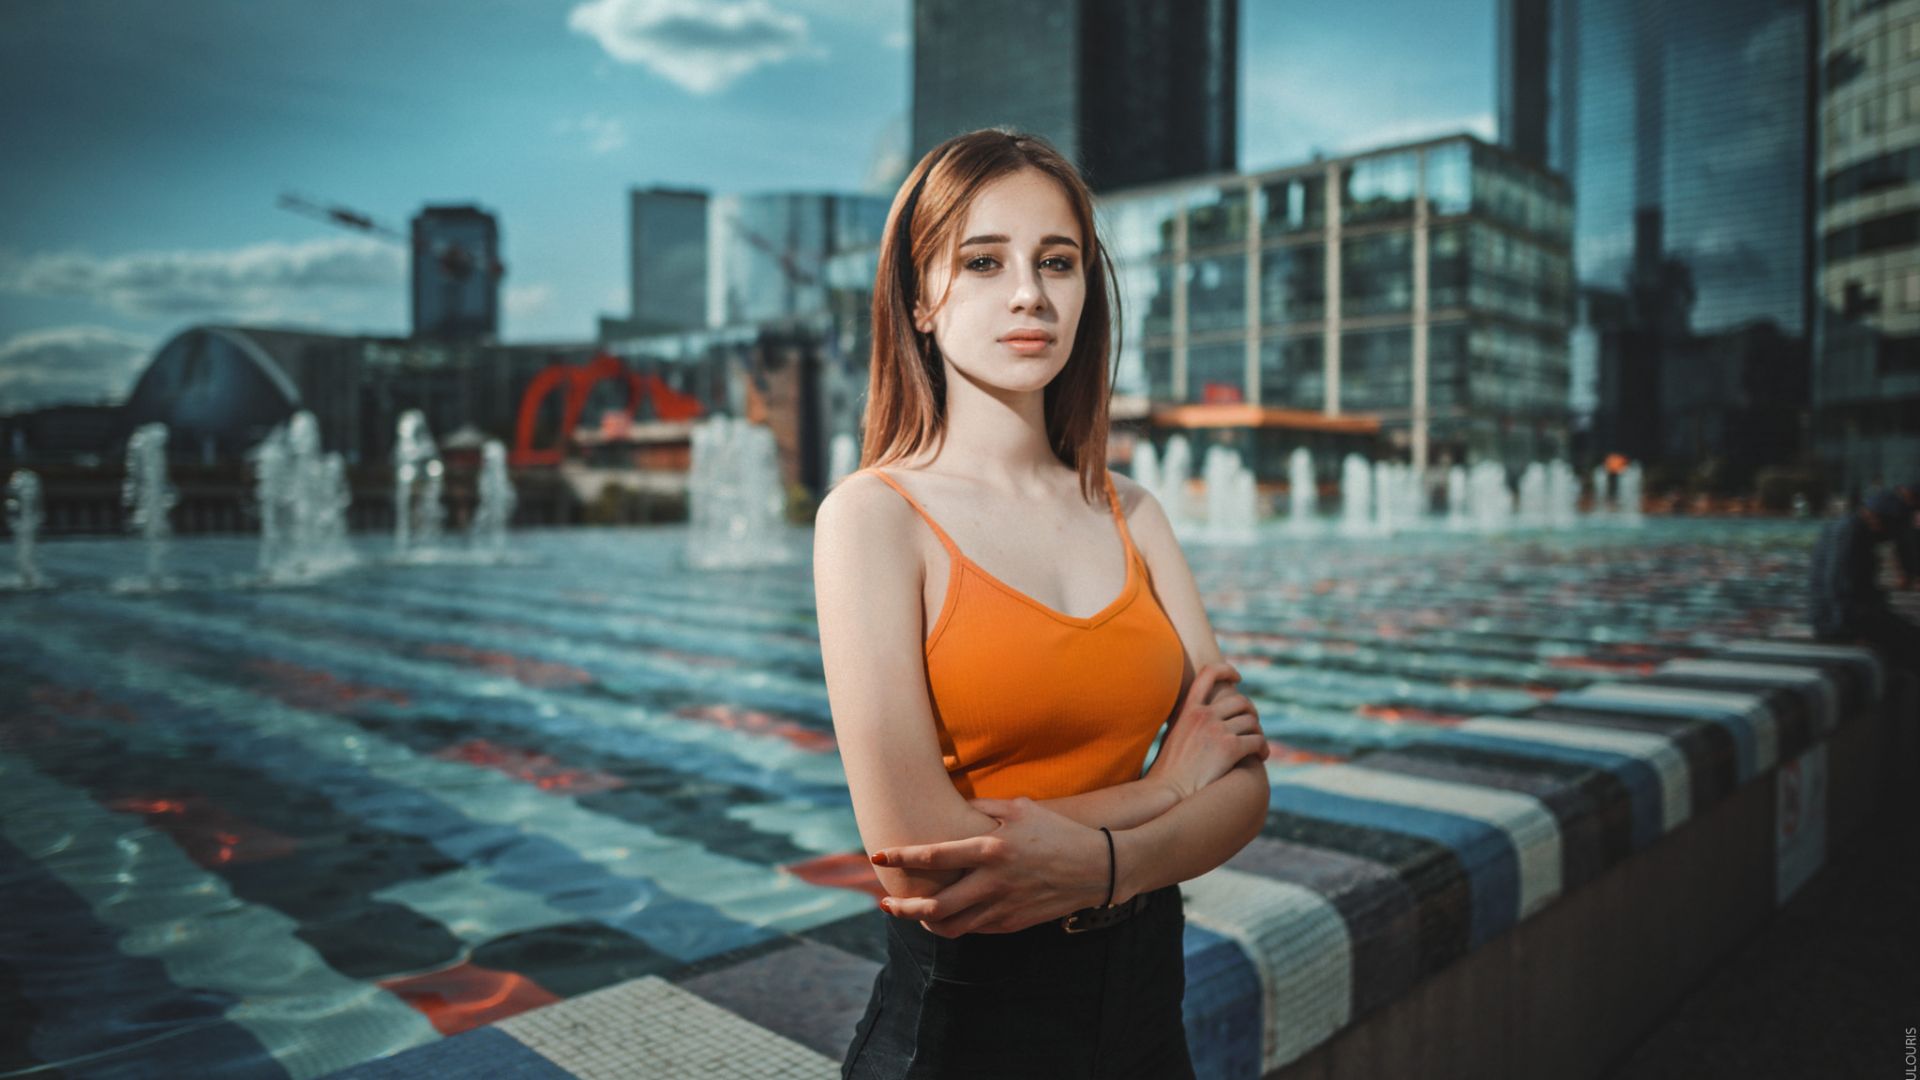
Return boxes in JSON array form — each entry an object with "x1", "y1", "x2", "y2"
[{"x1": 1098, "y1": 826, "x2": 1116, "y2": 908}]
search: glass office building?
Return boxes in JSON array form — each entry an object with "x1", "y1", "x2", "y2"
[
  {"x1": 1816, "y1": 0, "x2": 1920, "y2": 492},
  {"x1": 1501, "y1": 0, "x2": 1815, "y2": 489},
  {"x1": 707, "y1": 193, "x2": 890, "y2": 329},
  {"x1": 1098, "y1": 134, "x2": 1573, "y2": 477},
  {"x1": 911, "y1": 0, "x2": 1236, "y2": 192}
]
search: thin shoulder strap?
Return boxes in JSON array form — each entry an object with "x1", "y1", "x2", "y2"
[
  {"x1": 1101, "y1": 470, "x2": 1141, "y2": 562},
  {"x1": 862, "y1": 468, "x2": 963, "y2": 558}
]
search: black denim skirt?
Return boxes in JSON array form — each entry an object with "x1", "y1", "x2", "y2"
[{"x1": 839, "y1": 883, "x2": 1195, "y2": 1080}]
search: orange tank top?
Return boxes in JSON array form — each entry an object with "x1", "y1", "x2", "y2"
[{"x1": 862, "y1": 467, "x2": 1187, "y2": 801}]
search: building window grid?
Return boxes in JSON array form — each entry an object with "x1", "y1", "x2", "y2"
[{"x1": 1108, "y1": 139, "x2": 1570, "y2": 431}]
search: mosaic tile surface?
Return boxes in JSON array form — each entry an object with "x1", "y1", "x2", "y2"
[{"x1": 0, "y1": 522, "x2": 1892, "y2": 1078}]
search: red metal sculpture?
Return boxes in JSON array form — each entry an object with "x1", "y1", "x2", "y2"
[{"x1": 510, "y1": 353, "x2": 704, "y2": 467}]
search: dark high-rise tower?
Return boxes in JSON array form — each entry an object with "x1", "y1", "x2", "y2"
[
  {"x1": 1500, "y1": 0, "x2": 1815, "y2": 491},
  {"x1": 411, "y1": 204, "x2": 502, "y2": 343},
  {"x1": 911, "y1": 0, "x2": 1237, "y2": 192}
]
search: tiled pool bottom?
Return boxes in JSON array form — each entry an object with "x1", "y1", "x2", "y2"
[{"x1": 0, "y1": 520, "x2": 1859, "y2": 1078}]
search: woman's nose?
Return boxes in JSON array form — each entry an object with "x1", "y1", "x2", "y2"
[{"x1": 1009, "y1": 267, "x2": 1047, "y2": 311}]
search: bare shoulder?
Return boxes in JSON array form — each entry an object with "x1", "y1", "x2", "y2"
[
  {"x1": 1108, "y1": 469, "x2": 1147, "y2": 511},
  {"x1": 812, "y1": 472, "x2": 922, "y2": 578},
  {"x1": 1108, "y1": 470, "x2": 1173, "y2": 535}
]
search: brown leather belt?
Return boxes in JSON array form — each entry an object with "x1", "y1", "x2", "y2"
[{"x1": 1058, "y1": 889, "x2": 1151, "y2": 933}]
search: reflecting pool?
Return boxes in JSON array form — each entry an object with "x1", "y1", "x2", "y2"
[{"x1": 0, "y1": 520, "x2": 1823, "y2": 1078}]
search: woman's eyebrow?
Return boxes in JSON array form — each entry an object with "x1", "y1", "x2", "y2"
[{"x1": 958, "y1": 233, "x2": 1081, "y2": 250}]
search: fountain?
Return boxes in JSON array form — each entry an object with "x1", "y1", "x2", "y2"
[
  {"x1": 1373, "y1": 460, "x2": 1398, "y2": 536},
  {"x1": 121, "y1": 422, "x2": 177, "y2": 587},
  {"x1": 827, "y1": 431, "x2": 859, "y2": 491},
  {"x1": 686, "y1": 415, "x2": 795, "y2": 569},
  {"x1": 1469, "y1": 461, "x2": 1513, "y2": 532},
  {"x1": 1618, "y1": 462, "x2": 1645, "y2": 525},
  {"x1": 1340, "y1": 453, "x2": 1374, "y2": 537},
  {"x1": 1516, "y1": 462, "x2": 1549, "y2": 528},
  {"x1": 320, "y1": 453, "x2": 353, "y2": 562},
  {"x1": 1590, "y1": 465, "x2": 1611, "y2": 515},
  {"x1": 393, "y1": 410, "x2": 444, "y2": 560},
  {"x1": 1397, "y1": 463, "x2": 1427, "y2": 529},
  {"x1": 5, "y1": 469, "x2": 46, "y2": 588},
  {"x1": 1548, "y1": 461, "x2": 1580, "y2": 529},
  {"x1": 1157, "y1": 435, "x2": 1196, "y2": 529},
  {"x1": 1287, "y1": 447, "x2": 1317, "y2": 534},
  {"x1": 471, "y1": 439, "x2": 517, "y2": 557},
  {"x1": 250, "y1": 411, "x2": 356, "y2": 582},
  {"x1": 1198, "y1": 445, "x2": 1259, "y2": 544},
  {"x1": 1446, "y1": 465, "x2": 1469, "y2": 531},
  {"x1": 1131, "y1": 439, "x2": 1162, "y2": 500}
]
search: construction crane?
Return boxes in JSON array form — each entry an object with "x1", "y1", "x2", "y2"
[
  {"x1": 279, "y1": 191, "x2": 507, "y2": 280},
  {"x1": 276, "y1": 192, "x2": 409, "y2": 244},
  {"x1": 725, "y1": 213, "x2": 819, "y2": 289}
]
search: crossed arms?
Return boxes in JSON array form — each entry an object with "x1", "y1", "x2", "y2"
[{"x1": 814, "y1": 471, "x2": 1271, "y2": 919}]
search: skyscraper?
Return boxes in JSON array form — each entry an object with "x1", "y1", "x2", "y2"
[
  {"x1": 1501, "y1": 0, "x2": 1815, "y2": 490},
  {"x1": 629, "y1": 187, "x2": 708, "y2": 336},
  {"x1": 911, "y1": 0, "x2": 1237, "y2": 192},
  {"x1": 1815, "y1": 0, "x2": 1920, "y2": 493},
  {"x1": 411, "y1": 204, "x2": 503, "y2": 343}
]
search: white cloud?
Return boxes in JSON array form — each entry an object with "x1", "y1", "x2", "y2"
[
  {"x1": 554, "y1": 112, "x2": 630, "y2": 155},
  {"x1": 0, "y1": 325, "x2": 155, "y2": 413},
  {"x1": 566, "y1": 0, "x2": 821, "y2": 95},
  {"x1": 505, "y1": 282, "x2": 555, "y2": 318},
  {"x1": 0, "y1": 236, "x2": 405, "y2": 321}
]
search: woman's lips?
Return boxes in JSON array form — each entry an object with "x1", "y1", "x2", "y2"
[{"x1": 1000, "y1": 336, "x2": 1053, "y2": 353}]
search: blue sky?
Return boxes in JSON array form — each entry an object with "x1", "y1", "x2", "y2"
[{"x1": 0, "y1": 0, "x2": 1494, "y2": 413}]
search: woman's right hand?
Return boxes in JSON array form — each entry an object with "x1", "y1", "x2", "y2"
[{"x1": 1145, "y1": 661, "x2": 1268, "y2": 802}]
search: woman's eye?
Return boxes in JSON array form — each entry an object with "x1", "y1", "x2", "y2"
[{"x1": 965, "y1": 255, "x2": 1075, "y2": 272}]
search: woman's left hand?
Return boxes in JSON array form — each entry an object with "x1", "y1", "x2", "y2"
[{"x1": 873, "y1": 797, "x2": 1111, "y2": 936}]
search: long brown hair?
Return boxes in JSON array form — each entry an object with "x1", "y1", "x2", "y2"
[{"x1": 860, "y1": 127, "x2": 1122, "y2": 506}]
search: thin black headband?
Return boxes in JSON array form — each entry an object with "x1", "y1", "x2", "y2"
[{"x1": 894, "y1": 143, "x2": 955, "y2": 316}]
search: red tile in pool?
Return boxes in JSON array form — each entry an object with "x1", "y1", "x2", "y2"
[
  {"x1": 1545, "y1": 656, "x2": 1658, "y2": 675},
  {"x1": 784, "y1": 851, "x2": 886, "y2": 899},
  {"x1": 107, "y1": 794, "x2": 300, "y2": 867},
  {"x1": 674, "y1": 704, "x2": 837, "y2": 753},
  {"x1": 1266, "y1": 740, "x2": 1348, "y2": 766},
  {"x1": 379, "y1": 961, "x2": 561, "y2": 1035},
  {"x1": 653, "y1": 648, "x2": 742, "y2": 669},
  {"x1": 29, "y1": 685, "x2": 139, "y2": 724},
  {"x1": 434, "y1": 739, "x2": 626, "y2": 795},
  {"x1": 416, "y1": 643, "x2": 594, "y2": 688},
  {"x1": 1356, "y1": 704, "x2": 1467, "y2": 726},
  {"x1": 245, "y1": 658, "x2": 412, "y2": 710}
]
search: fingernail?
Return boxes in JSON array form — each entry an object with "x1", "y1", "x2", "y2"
[
  {"x1": 878, "y1": 897, "x2": 894, "y2": 914},
  {"x1": 871, "y1": 851, "x2": 889, "y2": 866}
]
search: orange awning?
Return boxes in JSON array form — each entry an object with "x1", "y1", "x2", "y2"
[{"x1": 1148, "y1": 403, "x2": 1380, "y2": 434}]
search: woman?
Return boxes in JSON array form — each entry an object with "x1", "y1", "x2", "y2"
[{"x1": 813, "y1": 128, "x2": 1273, "y2": 1079}]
